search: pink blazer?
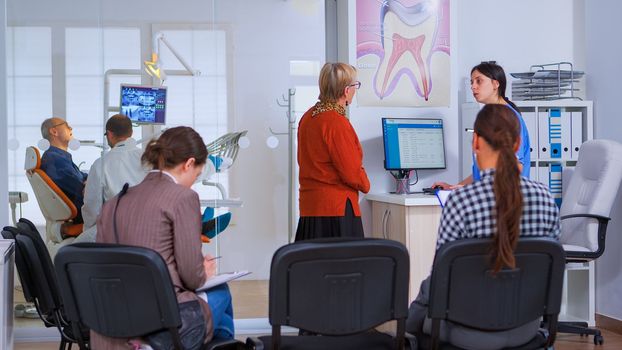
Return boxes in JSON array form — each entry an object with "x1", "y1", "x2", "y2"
[{"x1": 93, "y1": 172, "x2": 213, "y2": 349}]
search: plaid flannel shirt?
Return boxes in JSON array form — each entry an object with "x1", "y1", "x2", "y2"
[{"x1": 436, "y1": 168, "x2": 560, "y2": 250}]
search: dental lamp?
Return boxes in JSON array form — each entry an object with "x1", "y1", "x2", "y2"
[{"x1": 143, "y1": 32, "x2": 201, "y2": 83}]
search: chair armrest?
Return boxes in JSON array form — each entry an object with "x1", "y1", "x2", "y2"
[
  {"x1": 561, "y1": 213, "x2": 610, "y2": 261},
  {"x1": 560, "y1": 213, "x2": 611, "y2": 223},
  {"x1": 245, "y1": 337, "x2": 264, "y2": 350}
]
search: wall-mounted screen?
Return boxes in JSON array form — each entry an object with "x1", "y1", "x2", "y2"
[
  {"x1": 382, "y1": 118, "x2": 446, "y2": 170},
  {"x1": 120, "y1": 84, "x2": 167, "y2": 125}
]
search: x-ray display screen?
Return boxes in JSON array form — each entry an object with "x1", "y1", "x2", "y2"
[
  {"x1": 120, "y1": 84, "x2": 167, "y2": 124},
  {"x1": 382, "y1": 118, "x2": 446, "y2": 170}
]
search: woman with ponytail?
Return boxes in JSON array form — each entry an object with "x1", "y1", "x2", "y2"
[
  {"x1": 94, "y1": 127, "x2": 234, "y2": 349},
  {"x1": 406, "y1": 105, "x2": 560, "y2": 349},
  {"x1": 433, "y1": 61, "x2": 531, "y2": 189}
]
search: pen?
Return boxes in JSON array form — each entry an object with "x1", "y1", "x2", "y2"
[
  {"x1": 465, "y1": 128, "x2": 474, "y2": 133},
  {"x1": 207, "y1": 256, "x2": 222, "y2": 261}
]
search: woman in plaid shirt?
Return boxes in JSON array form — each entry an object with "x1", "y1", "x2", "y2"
[{"x1": 406, "y1": 104, "x2": 560, "y2": 349}]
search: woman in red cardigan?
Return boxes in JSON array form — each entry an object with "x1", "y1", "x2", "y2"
[{"x1": 295, "y1": 62, "x2": 370, "y2": 241}]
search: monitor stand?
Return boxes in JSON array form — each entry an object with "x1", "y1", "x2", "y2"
[{"x1": 391, "y1": 170, "x2": 413, "y2": 195}]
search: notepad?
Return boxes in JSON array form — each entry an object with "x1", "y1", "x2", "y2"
[
  {"x1": 435, "y1": 190, "x2": 452, "y2": 208},
  {"x1": 196, "y1": 270, "x2": 251, "y2": 292}
]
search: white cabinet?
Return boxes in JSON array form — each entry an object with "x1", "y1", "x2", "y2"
[{"x1": 366, "y1": 193, "x2": 441, "y2": 302}]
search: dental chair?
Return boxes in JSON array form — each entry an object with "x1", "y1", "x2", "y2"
[
  {"x1": 200, "y1": 131, "x2": 248, "y2": 243},
  {"x1": 24, "y1": 146, "x2": 83, "y2": 256}
]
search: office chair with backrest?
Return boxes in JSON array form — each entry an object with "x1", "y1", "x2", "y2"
[
  {"x1": 1, "y1": 224, "x2": 89, "y2": 350},
  {"x1": 556, "y1": 139, "x2": 622, "y2": 345},
  {"x1": 24, "y1": 146, "x2": 83, "y2": 254},
  {"x1": 419, "y1": 238, "x2": 566, "y2": 350},
  {"x1": 54, "y1": 243, "x2": 244, "y2": 350},
  {"x1": 246, "y1": 238, "x2": 416, "y2": 350}
]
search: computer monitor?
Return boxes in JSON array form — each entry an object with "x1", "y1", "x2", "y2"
[
  {"x1": 382, "y1": 117, "x2": 446, "y2": 170},
  {"x1": 120, "y1": 84, "x2": 167, "y2": 125}
]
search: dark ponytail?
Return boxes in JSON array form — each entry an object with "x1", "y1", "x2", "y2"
[
  {"x1": 474, "y1": 104, "x2": 522, "y2": 274},
  {"x1": 471, "y1": 61, "x2": 520, "y2": 114},
  {"x1": 142, "y1": 126, "x2": 208, "y2": 170}
]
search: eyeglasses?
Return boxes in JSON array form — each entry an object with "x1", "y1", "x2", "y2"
[
  {"x1": 348, "y1": 81, "x2": 361, "y2": 90},
  {"x1": 52, "y1": 121, "x2": 71, "y2": 130}
]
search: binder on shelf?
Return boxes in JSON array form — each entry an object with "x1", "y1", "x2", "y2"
[
  {"x1": 548, "y1": 109, "x2": 562, "y2": 159},
  {"x1": 549, "y1": 163, "x2": 563, "y2": 207},
  {"x1": 570, "y1": 111, "x2": 583, "y2": 160},
  {"x1": 530, "y1": 165, "x2": 537, "y2": 182},
  {"x1": 537, "y1": 163, "x2": 548, "y2": 187},
  {"x1": 560, "y1": 110, "x2": 572, "y2": 158},
  {"x1": 522, "y1": 111, "x2": 538, "y2": 156},
  {"x1": 537, "y1": 110, "x2": 549, "y2": 159}
]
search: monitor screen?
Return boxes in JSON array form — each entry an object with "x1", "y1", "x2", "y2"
[
  {"x1": 382, "y1": 118, "x2": 446, "y2": 170},
  {"x1": 120, "y1": 84, "x2": 167, "y2": 125}
]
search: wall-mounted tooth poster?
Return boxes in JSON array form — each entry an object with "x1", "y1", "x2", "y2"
[{"x1": 356, "y1": 0, "x2": 450, "y2": 107}]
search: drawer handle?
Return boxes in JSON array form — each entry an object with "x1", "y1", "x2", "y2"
[{"x1": 382, "y1": 209, "x2": 389, "y2": 239}]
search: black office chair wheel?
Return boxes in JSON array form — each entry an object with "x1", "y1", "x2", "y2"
[{"x1": 594, "y1": 334, "x2": 604, "y2": 345}]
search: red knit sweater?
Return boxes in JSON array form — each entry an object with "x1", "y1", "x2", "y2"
[{"x1": 298, "y1": 107, "x2": 370, "y2": 217}]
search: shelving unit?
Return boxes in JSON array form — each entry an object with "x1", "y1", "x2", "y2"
[{"x1": 460, "y1": 100, "x2": 593, "y2": 183}]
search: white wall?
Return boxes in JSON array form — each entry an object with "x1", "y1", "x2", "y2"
[
  {"x1": 343, "y1": 0, "x2": 578, "y2": 235},
  {"x1": 584, "y1": 0, "x2": 622, "y2": 321},
  {"x1": 0, "y1": 0, "x2": 7, "y2": 228},
  {"x1": 6, "y1": 0, "x2": 325, "y2": 279}
]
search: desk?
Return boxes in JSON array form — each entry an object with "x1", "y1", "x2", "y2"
[
  {"x1": 0, "y1": 240, "x2": 14, "y2": 350},
  {"x1": 366, "y1": 193, "x2": 441, "y2": 302}
]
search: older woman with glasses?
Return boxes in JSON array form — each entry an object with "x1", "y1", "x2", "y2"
[{"x1": 295, "y1": 62, "x2": 370, "y2": 241}]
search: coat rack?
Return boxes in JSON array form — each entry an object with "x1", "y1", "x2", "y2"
[{"x1": 269, "y1": 88, "x2": 297, "y2": 243}]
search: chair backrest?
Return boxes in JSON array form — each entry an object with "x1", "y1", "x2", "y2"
[
  {"x1": 560, "y1": 139, "x2": 622, "y2": 252},
  {"x1": 14, "y1": 220, "x2": 63, "y2": 302},
  {"x1": 54, "y1": 243, "x2": 183, "y2": 340},
  {"x1": 2, "y1": 225, "x2": 64, "y2": 317},
  {"x1": 1, "y1": 226, "x2": 36, "y2": 303},
  {"x1": 269, "y1": 238, "x2": 410, "y2": 335},
  {"x1": 24, "y1": 146, "x2": 77, "y2": 223},
  {"x1": 428, "y1": 238, "x2": 565, "y2": 332}
]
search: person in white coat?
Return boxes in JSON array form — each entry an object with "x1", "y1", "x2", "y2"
[{"x1": 80, "y1": 114, "x2": 147, "y2": 240}]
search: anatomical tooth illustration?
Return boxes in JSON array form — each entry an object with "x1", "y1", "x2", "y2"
[
  {"x1": 356, "y1": 0, "x2": 450, "y2": 107},
  {"x1": 376, "y1": 8, "x2": 437, "y2": 100}
]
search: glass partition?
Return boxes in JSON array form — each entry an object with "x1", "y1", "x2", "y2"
[{"x1": 6, "y1": 0, "x2": 325, "y2": 339}]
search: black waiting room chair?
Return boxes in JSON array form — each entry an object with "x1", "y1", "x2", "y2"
[
  {"x1": 417, "y1": 238, "x2": 566, "y2": 350},
  {"x1": 53, "y1": 243, "x2": 245, "y2": 350},
  {"x1": 2, "y1": 219, "x2": 89, "y2": 350},
  {"x1": 246, "y1": 238, "x2": 416, "y2": 350}
]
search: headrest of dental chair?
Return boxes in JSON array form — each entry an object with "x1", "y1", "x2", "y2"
[
  {"x1": 25, "y1": 146, "x2": 41, "y2": 172},
  {"x1": 206, "y1": 130, "x2": 248, "y2": 167}
]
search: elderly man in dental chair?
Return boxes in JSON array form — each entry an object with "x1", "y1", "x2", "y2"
[
  {"x1": 39, "y1": 118, "x2": 88, "y2": 232},
  {"x1": 23, "y1": 118, "x2": 88, "y2": 255}
]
